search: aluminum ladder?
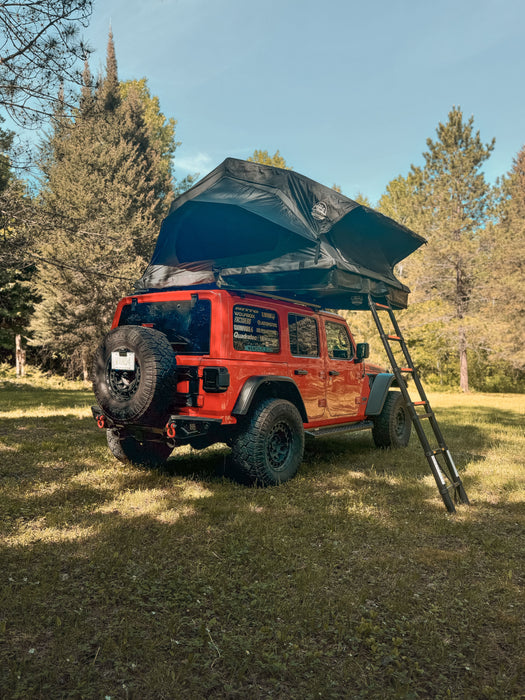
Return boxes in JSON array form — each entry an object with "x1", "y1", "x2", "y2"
[{"x1": 368, "y1": 295, "x2": 470, "y2": 513}]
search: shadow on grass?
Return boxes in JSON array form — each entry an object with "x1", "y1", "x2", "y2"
[
  {"x1": 163, "y1": 445, "x2": 231, "y2": 483},
  {"x1": 435, "y1": 404, "x2": 523, "y2": 442},
  {"x1": 0, "y1": 406, "x2": 481, "y2": 528}
]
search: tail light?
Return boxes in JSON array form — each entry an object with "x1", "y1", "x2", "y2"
[{"x1": 202, "y1": 367, "x2": 230, "y2": 393}]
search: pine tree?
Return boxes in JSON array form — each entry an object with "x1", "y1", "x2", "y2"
[
  {"x1": 31, "y1": 32, "x2": 176, "y2": 378},
  {"x1": 99, "y1": 28, "x2": 120, "y2": 112},
  {"x1": 120, "y1": 79, "x2": 176, "y2": 187},
  {"x1": 0, "y1": 117, "x2": 36, "y2": 372},
  {"x1": 380, "y1": 107, "x2": 495, "y2": 391},
  {"x1": 484, "y1": 145, "x2": 525, "y2": 373}
]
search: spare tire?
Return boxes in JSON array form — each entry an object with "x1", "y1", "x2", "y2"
[{"x1": 92, "y1": 325, "x2": 177, "y2": 425}]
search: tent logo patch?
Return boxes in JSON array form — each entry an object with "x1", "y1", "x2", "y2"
[{"x1": 311, "y1": 201, "x2": 328, "y2": 221}]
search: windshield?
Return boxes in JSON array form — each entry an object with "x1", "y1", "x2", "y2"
[{"x1": 118, "y1": 298, "x2": 211, "y2": 355}]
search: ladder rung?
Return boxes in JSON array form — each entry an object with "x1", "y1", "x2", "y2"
[
  {"x1": 426, "y1": 447, "x2": 446, "y2": 457},
  {"x1": 417, "y1": 412, "x2": 434, "y2": 419},
  {"x1": 400, "y1": 367, "x2": 413, "y2": 373},
  {"x1": 388, "y1": 335, "x2": 402, "y2": 341},
  {"x1": 374, "y1": 303, "x2": 390, "y2": 310},
  {"x1": 413, "y1": 401, "x2": 427, "y2": 406}
]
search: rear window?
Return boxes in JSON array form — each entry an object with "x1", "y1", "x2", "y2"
[
  {"x1": 233, "y1": 305, "x2": 280, "y2": 353},
  {"x1": 118, "y1": 298, "x2": 211, "y2": 355}
]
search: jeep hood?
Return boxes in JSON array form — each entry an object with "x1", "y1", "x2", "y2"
[{"x1": 135, "y1": 158, "x2": 425, "y2": 310}]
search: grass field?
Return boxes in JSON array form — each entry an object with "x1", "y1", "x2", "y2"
[{"x1": 0, "y1": 369, "x2": 523, "y2": 699}]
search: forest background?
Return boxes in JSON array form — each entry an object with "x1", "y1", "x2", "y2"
[{"x1": 1, "y1": 1, "x2": 524, "y2": 393}]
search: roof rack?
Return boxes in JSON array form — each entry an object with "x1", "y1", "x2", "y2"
[{"x1": 233, "y1": 288, "x2": 322, "y2": 310}]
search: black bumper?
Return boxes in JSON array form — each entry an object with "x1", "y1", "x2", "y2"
[{"x1": 92, "y1": 405, "x2": 221, "y2": 442}]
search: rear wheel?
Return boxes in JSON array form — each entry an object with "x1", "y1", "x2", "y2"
[
  {"x1": 106, "y1": 429, "x2": 173, "y2": 468},
  {"x1": 230, "y1": 399, "x2": 304, "y2": 485},
  {"x1": 372, "y1": 391, "x2": 411, "y2": 448}
]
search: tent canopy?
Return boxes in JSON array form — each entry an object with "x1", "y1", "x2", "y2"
[{"x1": 135, "y1": 158, "x2": 425, "y2": 310}]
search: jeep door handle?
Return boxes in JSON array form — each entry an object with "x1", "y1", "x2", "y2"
[
  {"x1": 294, "y1": 369, "x2": 308, "y2": 375},
  {"x1": 329, "y1": 370, "x2": 340, "y2": 376}
]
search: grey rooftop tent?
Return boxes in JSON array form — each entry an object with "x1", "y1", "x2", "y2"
[{"x1": 135, "y1": 158, "x2": 425, "y2": 310}]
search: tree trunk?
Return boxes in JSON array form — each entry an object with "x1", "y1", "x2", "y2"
[
  {"x1": 81, "y1": 348, "x2": 89, "y2": 382},
  {"x1": 459, "y1": 327, "x2": 469, "y2": 392},
  {"x1": 456, "y1": 264, "x2": 470, "y2": 393},
  {"x1": 15, "y1": 334, "x2": 26, "y2": 377}
]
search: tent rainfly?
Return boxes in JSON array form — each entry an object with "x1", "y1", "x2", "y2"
[{"x1": 135, "y1": 158, "x2": 426, "y2": 310}]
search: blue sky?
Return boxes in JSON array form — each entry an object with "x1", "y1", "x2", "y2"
[{"x1": 84, "y1": 0, "x2": 524, "y2": 204}]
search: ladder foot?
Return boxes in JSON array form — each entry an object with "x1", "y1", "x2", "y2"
[{"x1": 440, "y1": 487, "x2": 457, "y2": 513}]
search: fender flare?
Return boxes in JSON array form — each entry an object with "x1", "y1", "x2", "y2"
[
  {"x1": 365, "y1": 373, "x2": 397, "y2": 416},
  {"x1": 232, "y1": 375, "x2": 308, "y2": 422}
]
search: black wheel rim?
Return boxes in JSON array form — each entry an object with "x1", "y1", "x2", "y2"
[
  {"x1": 266, "y1": 420, "x2": 293, "y2": 472},
  {"x1": 394, "y1": 406, "x2": 407, "y2": 438},
  {"x1": 106, "y1": 354, "x2": 141, "y2": 400}
]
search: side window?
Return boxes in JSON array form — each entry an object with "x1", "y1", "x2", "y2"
[
  {"x1": 288, "y1": 314, "x2": 319, "y2": 357},
  {"x1": 325, "y1": 321, "x2": 354, "y2": 360},
  {"x1": 233, "y1": 305, "x2": 280, "y2": 353}
]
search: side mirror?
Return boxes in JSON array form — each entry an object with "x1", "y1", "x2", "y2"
[{"x1": 355, "y1": 342, "x2": 370, "y2": 362}]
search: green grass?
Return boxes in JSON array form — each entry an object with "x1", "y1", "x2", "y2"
[{"x1": 0, "y1": 370, "x2": 523, "y2": 699}]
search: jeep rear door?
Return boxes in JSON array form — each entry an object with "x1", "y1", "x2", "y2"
[
  {"x1": 287, "y1": 313, "x2": 325, "y2": 420},
  {"x1": 323, "y1": 319, "x2": 362, "y2": 418}
]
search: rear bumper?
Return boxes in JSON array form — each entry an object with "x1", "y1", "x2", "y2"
[
  {"x1": 165, "y1": 415, "x2": 222, "y2": 440},
  {"x1": 92, "y1": 405, "x2": 221, "y2": 442}
]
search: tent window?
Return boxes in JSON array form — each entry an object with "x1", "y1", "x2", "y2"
[{"x1": 175, "y1": 202, "x2": 280, "y2": 263}]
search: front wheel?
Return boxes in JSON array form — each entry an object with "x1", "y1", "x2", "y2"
[
  {"x1": 230, "y1": 399, "x2": 304, "y2": 485},
  {"x1": 106, "y1": 429, "x2": 173, "y2": 468},
  {"x1": 372, "y1": 391, "x2": 411, "y2": 448}
]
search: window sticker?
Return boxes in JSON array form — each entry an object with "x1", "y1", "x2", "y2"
[{"x1": 233, "y1": 305, "x2": 280, "y2": 353}]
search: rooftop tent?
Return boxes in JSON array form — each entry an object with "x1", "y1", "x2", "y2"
[{"x1": 135, "y1": 158, "x2": 426, "y2": 310}]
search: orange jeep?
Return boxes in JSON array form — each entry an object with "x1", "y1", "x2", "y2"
[{"x1": 92, "y1": 287, "x2": 409, "y2": 484}]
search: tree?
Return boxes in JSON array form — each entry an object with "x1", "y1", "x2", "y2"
[
  {"x1": 483, "y1": 145, "x2": 525, "y2": 374},
  {"x1": 31, "y1": 32, "x2": 177, "y2": 378},
  {"x1": 0, "y1": 261, "x2": 35, "y2": 373},
  {"x1": 380, "y1": 107, "x2": 495, "y2": 392},
  {"x1": 0, "y1": 1, "x2": 93, "y2": 285},
  {"x1": 0, "y1": 116, "x2": 35, "y2": 372},
  {"x1": 120, "y1": 79, "x2": 176, "y2": 183},
  {"x1": 0, "y1": 116, "x2": 29, "y2": 269},
  {"x1": 352, "y1": 192, "x2": 373, "y2": 207},
  {"x1": 248, "y1": 149, "x2": 290, "y2": 169},
  {"x1": 0, "y1": 0, "x2": 92, "y2": 126}
]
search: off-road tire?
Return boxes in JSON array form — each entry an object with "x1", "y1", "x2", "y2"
[
  {"x1": 372, "y1": 391, "x2": 411, "y2": 448},
  {"x1": 106, "y1": 428, "x2": 172, "y2": 467},
  {"x1": 230, "y1": 398, "x2": 304, "y2": 485},
  {"x1": 93, "y1": 325, "x2": 177, "y2": 425}
]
